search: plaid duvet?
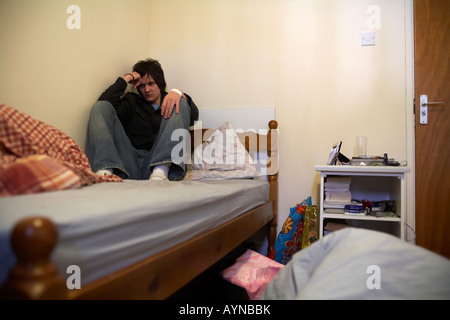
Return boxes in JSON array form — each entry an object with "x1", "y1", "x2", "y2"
[
  {"x1": 0, "y1": 155, "x2": 83, "y2": 196},
  {"x1": 0, "y1": 104, "x2": 121, "y2": 196}
]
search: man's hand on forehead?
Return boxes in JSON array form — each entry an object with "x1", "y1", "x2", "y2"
[{"x1": 122, "y1": 71, "x2": 142, "y2": 88}]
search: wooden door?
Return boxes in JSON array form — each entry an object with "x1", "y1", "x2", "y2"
[{"x1": 414, "y1": 0, "x2": 450, "y2": 258}]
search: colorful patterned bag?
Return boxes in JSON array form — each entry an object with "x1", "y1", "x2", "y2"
[{"x1": 270, "y1": 196, "x2": 312, "y2": 264}]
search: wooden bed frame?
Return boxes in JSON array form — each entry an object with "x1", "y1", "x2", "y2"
[{"x1": 0, "y1": 120, "x2": 279, "y2": 300}]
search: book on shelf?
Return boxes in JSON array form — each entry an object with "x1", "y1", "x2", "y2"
[
  {"x1": 324, "y1": 177, "x2": 352, "y2": 210},
  {"x1": 344, "y1": 211, "x2": 366, "y2": 216},
  {"x1": 324, "y1": 208, "x2": 345, "y2": 214},
  {"x1": 325, "y1": 191, "x2": 351, "y2": 203},
  {"x1": 324, "y1": 177, "x2": 351, "y2": 189},
  {"x1": 323, "y1": 201, "x2": 353, "y2": 208}
]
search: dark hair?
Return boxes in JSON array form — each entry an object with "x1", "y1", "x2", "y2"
[{"x1": 133, "y1": 58, "x2": 167, "y2": 93}]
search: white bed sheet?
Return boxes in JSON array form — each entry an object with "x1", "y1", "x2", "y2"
[
  {"x1": 0, "y1": 179, "x2": 269, "y2": 286},
  {"x1": 262, "y1": 228, "x2": 450, "y2": 300}
]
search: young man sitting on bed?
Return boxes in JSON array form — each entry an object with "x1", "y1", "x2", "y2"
[{"x1": 85, "y1": 58, "x2": 199, "y2": 181}]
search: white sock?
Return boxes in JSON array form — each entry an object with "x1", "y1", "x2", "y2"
[
  {"x1": 150, "y1": 164, "x2": 171, "y2": 179},
  {"x1": 96, "y1": 169, "x2": 112, "y2": 176}
]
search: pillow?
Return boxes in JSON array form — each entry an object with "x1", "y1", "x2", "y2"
[
  {"x1": 0, "y1": 155, "x2": 82, "y2": 196},
  {"x1": 187, "y1": 122, "x2": 260, "y2": 180},
  {"x1": 270, "y1": 196, "x2": 312, "y2": 264},
  {"x1": 185, "y1": 166, "x2": 260, "y2": 181}
]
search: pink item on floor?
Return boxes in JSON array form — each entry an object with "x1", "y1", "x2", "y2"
[{"x1": 221, "y1": 249, "x2": 284, "y2": 300}]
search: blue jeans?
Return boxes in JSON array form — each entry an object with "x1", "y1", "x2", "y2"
[{"x1": 85, "y1": 100, "x2": 191, "y2": 180}]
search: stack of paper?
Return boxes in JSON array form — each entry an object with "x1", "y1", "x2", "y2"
[{"x1": 324, "y1": 177, "x2": 351, "y2": 212}]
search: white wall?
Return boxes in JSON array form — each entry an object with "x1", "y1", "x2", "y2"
[
  {"x1": 0, "y1": 0, "x2": 414, "y2": 239},
  {"x1": 0, "y1": 0, "x2": 152, "y2": 145},
  {"x1": 148, "y1": 0, "x2": 414, "y2": 237}
]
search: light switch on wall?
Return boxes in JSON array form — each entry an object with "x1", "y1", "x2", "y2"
[{"x1": 361, "y1": 32, "x2": 376, "y2": 46}]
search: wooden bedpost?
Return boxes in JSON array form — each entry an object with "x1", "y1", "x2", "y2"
[
  {"x1": 267, "y1": 120, "x2": 278, "y2": 257},
  {"x1": 0, "y1": 216, "x2": 68, "y2": 300}
]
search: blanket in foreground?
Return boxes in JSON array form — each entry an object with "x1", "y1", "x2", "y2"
[
  {"x1": 262, "y1": 228, "x2": 450, "y2": 300},
  {"x1": 0, "y1": 104, "x2": 121, "y2": 196}
]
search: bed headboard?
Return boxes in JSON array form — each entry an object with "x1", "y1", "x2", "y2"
[{"x1": 196, "y1": 107, "x2": 275, "y2": 130}]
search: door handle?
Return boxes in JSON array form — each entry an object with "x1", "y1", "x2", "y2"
[{"x1": 420, "y1": 94, "x2": 445, "y2": 124}]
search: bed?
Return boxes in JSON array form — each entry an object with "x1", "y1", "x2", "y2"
[
  {"x1": 0, "y1": 104, "x2": 279, "y2": 300},
  {"x1": 262, "y1": 228, "x2": 450, "y2": 300}
]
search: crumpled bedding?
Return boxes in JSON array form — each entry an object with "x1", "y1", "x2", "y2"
[
  {"x1": 262, "y1": 228, "x2": 450, "y2": 300},
  {"x1": 0, "y1": 104, "x2": 121, "y2": 196},
  {"x1": 184, "y1": 122, "x2": 261, "y2": 181},
  {"x1": 0, "y1": 154, "x2": 84, "y2": 196}
]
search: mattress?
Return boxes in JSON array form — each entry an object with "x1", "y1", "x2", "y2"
[{"x1": 0, "y1": 179, "x2": 269, "y2": 286}]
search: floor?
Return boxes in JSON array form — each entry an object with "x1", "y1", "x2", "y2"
[{"x1": 168, "y1": 242, "x2": 253, "y2": 300}]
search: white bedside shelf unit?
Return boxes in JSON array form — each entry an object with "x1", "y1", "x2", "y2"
[{"x1": 315, "y1": 165, "x2": 411, "y2": 240}]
